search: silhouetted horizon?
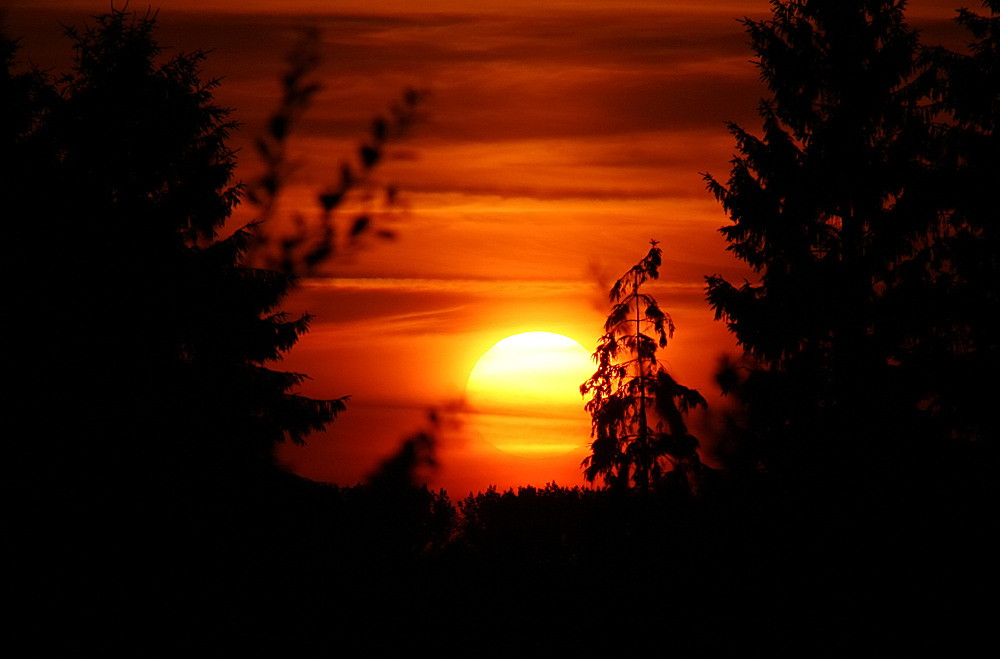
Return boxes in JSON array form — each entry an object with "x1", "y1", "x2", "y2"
[{"x1": 6, "y1": 1, "x2": 995, "y2": 653}]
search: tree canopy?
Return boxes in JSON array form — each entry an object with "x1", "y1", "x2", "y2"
[
  {"x1": 6, "y1": 9, "x2": 346, "y2": 497},
  {"x1": 704, "y1": 0, "x2": 997, "y2": 471},
  {"x1": 706, "y1": 0, "x2": 992, "y2": 474},
  {"x1": 581, "y1": 242, "x2": 706, "y2": 491}
]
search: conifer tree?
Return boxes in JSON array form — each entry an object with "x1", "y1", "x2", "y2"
[
  {"x1": 581, "y1": 242, "x2": 706, "y2": 491},
  {"x1": 5, "y1": 12, "x2": 356, "y2": 643},
  {"x1": 9, "y1": 9, "x2": 346, "y2": 488},
  {"x1": 704, "y1": 0, "x2": 935, "y2": 467}
]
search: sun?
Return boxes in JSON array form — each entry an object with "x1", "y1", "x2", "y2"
[{"x1": 465, "y1": 331, "x2": 594, "y2": 456}]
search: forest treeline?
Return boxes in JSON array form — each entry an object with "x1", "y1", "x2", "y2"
[{"x1": 4, "y1": 1, "x2": 996, "y2": 654}]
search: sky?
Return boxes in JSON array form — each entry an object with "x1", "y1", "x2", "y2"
[{"x1": 5, "y1": 0, "x2": 972, "y2": 495}]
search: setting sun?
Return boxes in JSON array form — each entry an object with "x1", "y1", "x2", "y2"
[{"x1": 465, "y1": 331, "x2": 594, "y2": 456}]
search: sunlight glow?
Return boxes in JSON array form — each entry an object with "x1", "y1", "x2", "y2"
[{"x1": 465, "y1": 331, "x2": 594, "y2": 456}]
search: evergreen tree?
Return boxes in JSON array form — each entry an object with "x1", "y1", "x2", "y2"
[
  {"x1": 5, "y1": 12, "x2": 359, "y2": 645},
  {"x1": 704, "y1": 0, "x2": 937, "y2": 469},
  {"x1": 581, "y1": 242, "x2": 706, "y2": 491},
  {"x1": 9, "y1": 9, "x2": 346, "y2": 492},
  {"x1": 5, "y1": 11, "x2": 358, "y2": 646}
]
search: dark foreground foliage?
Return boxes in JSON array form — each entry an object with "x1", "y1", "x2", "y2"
[
  {"x1": 20, "y1": 455, "x2": 990, "y2": 655},
  {"x1": 5, "y1": 4, "x2": 994, "y2": 655}
]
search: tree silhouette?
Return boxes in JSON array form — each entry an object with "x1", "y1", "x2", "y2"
[
  {"x1": 581, "y1": 241, "x2": 706, "y2": 491},
  {"x1": 8, "y1": 9, "x2": 346, "y2": 491},
  {"x1": 703, "y1": 0, "x2": 942, "y2": 470},
  {"x1": 4, "y1": 11, "x2": 360, "y2": 648}
]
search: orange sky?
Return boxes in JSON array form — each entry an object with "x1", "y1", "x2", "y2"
[{"x1": 7, "y1": 0, "x2": 971, "y2": 495}]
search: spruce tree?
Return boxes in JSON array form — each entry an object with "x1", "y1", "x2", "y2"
[
  {"x1": 6, "y1": 11, "x2": 356, "y2": 644},
  {"x1": 704, "y1": 0, "x2": 935, "y2": 469},
  {"x1": 10, "y1": 9, "x2": 346, "y2": 492},
  {"x1": 581, "y1": 242, "x2": 706, "y2": 491}
]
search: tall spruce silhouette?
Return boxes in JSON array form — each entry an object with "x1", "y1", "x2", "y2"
[
  {"x1": 8, "y1": 9, "x2": 346, "y2": 495},
  {"x1": 581, "y1": 242, "x2": 706, "y2": 491},
  {"x1": 5, "y1": 11, "x2": 356, "y2": 649},
  {"x1": 703, "y1": 0, "x2": 944, "y2": 471}
]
